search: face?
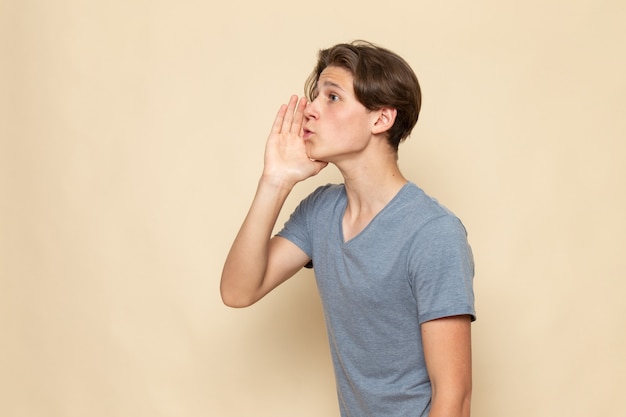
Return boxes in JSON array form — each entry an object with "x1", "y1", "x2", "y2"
[{"x1": 303, "y1": 66, "x2": 379, "y2": 163}]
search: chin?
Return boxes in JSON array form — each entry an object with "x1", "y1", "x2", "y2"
[
  {"x1": 307, "y1": 150, "x2": 327, "y2": 162},
  {"x1": 307, "y1": 145, "x2": 333, "y2": 164}
]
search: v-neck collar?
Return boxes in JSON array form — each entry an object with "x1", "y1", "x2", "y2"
[{"x1": 339, "y1": 182, "x2": 412, "y2": 245}]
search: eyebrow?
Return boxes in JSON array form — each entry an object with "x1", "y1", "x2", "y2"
[{"x1": 318, "y1": 80, "x2": 346, "y2": 91}]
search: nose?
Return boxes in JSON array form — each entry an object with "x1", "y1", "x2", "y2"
[{"x1": 303, "y1": 97, "x2": 319, "y2": 120}]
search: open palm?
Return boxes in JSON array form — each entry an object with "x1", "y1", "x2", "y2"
[{"x1": 263, "y1": 95, "x2": 327, "y2": 186}]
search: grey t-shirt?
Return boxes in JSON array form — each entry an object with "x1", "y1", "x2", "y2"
[{"x1": 277, "y1": 182, "x2": 475, "y2": 417}]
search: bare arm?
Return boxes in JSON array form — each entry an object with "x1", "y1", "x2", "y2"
[
  {"x1": 422, "y1": 315, "x2": 473, "y2": 417},
  {"x1": 220, "y1": 96, "x2": 327, "y2": 308}
]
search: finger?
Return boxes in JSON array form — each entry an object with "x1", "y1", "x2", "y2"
[
  {"x1": 271, "y1": 103, "x2": 288, "y2": 135},
  {"x1": 290, "y1": 97, "x2": 307, "y2": 135},
  {"x1": 281, "y1": 95, "x2": 298, "y2": 133}
]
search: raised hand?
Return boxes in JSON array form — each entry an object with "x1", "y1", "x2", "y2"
[{"x1": 262, "y1": 95, "x2": 328, "y2": 187}]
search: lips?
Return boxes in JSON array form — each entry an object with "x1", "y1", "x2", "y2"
[{"x1": 303, "y1": 129, "x2": 314, "y2": 140}]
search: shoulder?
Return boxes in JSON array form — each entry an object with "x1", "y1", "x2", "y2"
[
  {"x1": 395, "y1": 183, "x2": 467, "y2": 234},
  {"x1": 285, "y1": 183, "x2": 346, "y2": 226},
  {"x1": 298, "y1": 183, "x2": 346, "y2": 208},
  {"x1": 308, "y1": 182, "x2": 345, "y2": 199}
]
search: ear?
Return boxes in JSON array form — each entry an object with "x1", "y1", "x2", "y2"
[{"x1": 371, "y1": 107, "x2": 397, "y2": 135}]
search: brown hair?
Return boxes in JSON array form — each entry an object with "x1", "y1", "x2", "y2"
[{"x1": 305, "y1": 40, "x2": 422, "y2": 151}]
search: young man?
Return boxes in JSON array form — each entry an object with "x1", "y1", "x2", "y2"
[{"x1": 221, "y1": 41, "x2": 476, "y2": 417}]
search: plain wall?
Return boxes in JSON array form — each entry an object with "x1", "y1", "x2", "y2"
[{"x1": 1, "y1": 0, "x2": 625, "y2": 416}]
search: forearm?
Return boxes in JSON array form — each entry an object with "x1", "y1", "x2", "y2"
[
  {"x1": 422, "y1": 315, "x2": 473, "y2": 417},
  {"x1": 220, "y1": 176, "x2": 294, "y2": 307},
  {"x1": 428, "y1": 387, "x2": 471, "y2": 417}
]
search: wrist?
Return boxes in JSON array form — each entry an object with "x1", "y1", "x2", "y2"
[{"x1": 259, "y1": 172, "x2": 298, "y2": 193}]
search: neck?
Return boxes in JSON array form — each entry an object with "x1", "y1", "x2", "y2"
[{"x1": 338, "y1": 151, "x2": 408, "y2": 218}]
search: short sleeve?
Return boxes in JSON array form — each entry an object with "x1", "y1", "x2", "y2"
[
  {"x1": 408, "y1": 215, "x2": 476, "y2": 324},
  {"x1": 276, "y1": 185, "x2": 334, "y2": 260}
]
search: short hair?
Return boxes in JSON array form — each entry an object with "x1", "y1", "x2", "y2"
[{"x1": 305, "y1": 40, "x2": 422, "y2": 151}]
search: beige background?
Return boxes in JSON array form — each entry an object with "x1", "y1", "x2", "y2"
[{"x1": 1, "y1": 0, "x2": 625, "y2": 416}]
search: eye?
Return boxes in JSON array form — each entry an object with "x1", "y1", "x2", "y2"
[{"x1": 328, "y1": 93, "x2": 339, "y2": 102}]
